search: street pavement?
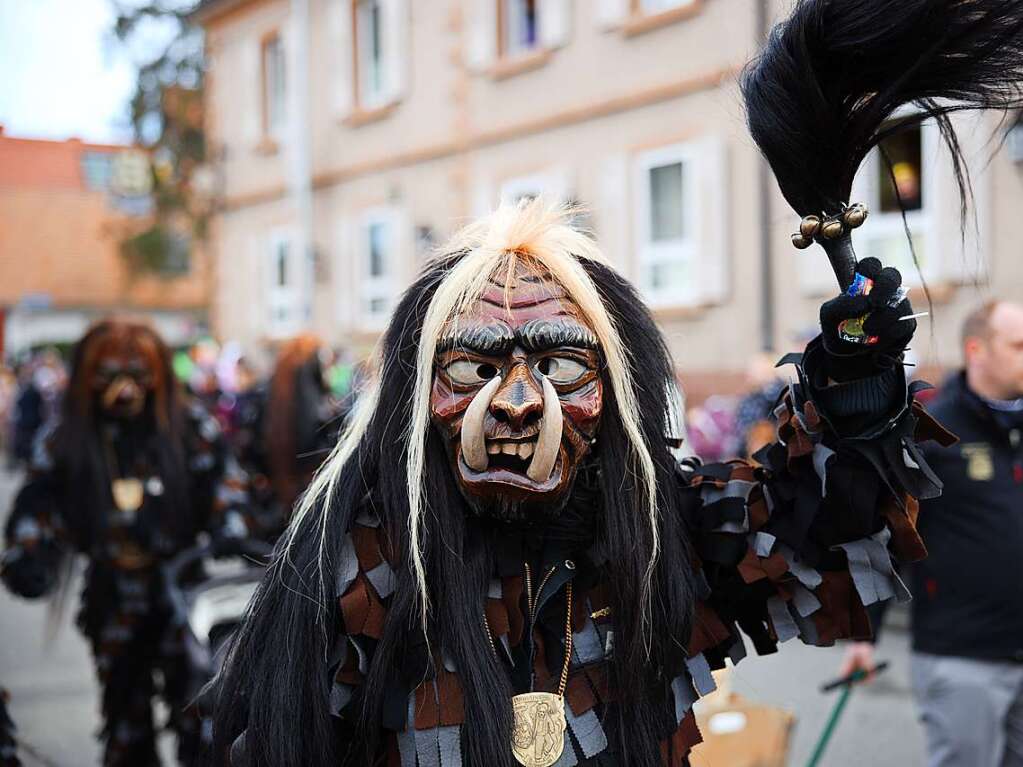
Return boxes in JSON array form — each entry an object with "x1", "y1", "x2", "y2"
[{"x1": 0, "y1": 466, "x2": 925, "y2": 766}]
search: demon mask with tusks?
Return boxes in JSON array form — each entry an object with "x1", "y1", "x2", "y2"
[{"x1": 430, "y1": 262, "x2": 603, "y2": 521}]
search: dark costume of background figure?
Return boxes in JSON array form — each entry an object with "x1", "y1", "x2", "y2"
[
  {"x1": 0, "y1": 320, "x2": 255, "y2": 767},
  {"x1": 229, "y1": 334, "x2": 343, "y2": 539},
  {"x1": 206, "y1": 0, "x2": 1023, "y2": 764}
]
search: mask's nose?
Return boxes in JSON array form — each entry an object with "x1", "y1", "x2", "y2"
[{"x1": 489, "y1": 364, "x2": 543, "y2": 431}]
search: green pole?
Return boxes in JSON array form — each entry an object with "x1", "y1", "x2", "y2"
[{"x1": 805, "y1": 670, "x2": 863, "y2": 767}]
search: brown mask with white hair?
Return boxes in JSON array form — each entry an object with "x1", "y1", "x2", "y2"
[{"x1": 430, "y1": 262, "x2": 603, "y2": 521}]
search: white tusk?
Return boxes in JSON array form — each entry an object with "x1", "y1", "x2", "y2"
[
  {"x1": 527, "y1": 376, "x2": 563, "y2": 483},
  {"x1": 461, "y1": 375, "x2": 502, "y2": 472}
]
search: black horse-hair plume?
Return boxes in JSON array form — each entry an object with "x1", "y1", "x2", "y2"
[{"x1": 742, "y1": 0, "x2": 1023, "y2": 287}]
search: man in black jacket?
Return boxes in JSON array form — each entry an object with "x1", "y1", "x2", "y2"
[{"x1": 841, "y1": 299, "x2": 1023, "y2": 767}]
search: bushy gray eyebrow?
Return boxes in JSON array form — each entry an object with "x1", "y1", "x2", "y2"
[
  {"x1": 518, "y1": 319, "x2": 598, "y2": 352},
  {"x1": 437, "y1": 322, "x2": 516, "y2": 355}
]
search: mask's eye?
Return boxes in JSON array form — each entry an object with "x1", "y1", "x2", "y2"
[
  {"x1": 536, "y1": 356, "x2": 589, "y2": 385},
  {"x1": 444, "y1": 360, "x2": 500, "y2": 386}
]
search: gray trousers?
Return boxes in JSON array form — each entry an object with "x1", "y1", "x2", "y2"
[{"x1": 911, "y1": 652, "x2": 1023, "y2": 767}]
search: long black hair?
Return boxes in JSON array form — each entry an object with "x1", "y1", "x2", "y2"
[
  {"x1": 743, "y1": 0, "x2": 1023, "y2": 224},
  {"x1": 211, "y1": 250, "x2": 695, "y2": 767},
  {"x1": 52, "y1": 319, "x2": 189, "y2": 549}
]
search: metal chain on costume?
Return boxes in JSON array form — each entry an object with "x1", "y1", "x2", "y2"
[{"x1": 485, "y1": 562, "x2": 574, "y2": 697}]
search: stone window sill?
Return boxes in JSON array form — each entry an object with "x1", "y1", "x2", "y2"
[
  {"x1": 623, "y1": 2, "x2": 703, "y2": 37},
  {"x1": 342, "y1": 101, "x2": 400, "y2": 128},
  {"x1": 488, "y1": 48, "x2": 553, "y2": 81}
]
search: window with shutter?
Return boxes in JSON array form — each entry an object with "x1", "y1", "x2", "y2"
[{"x1": 633, "y1": 139, "x2": 728, "y2": 308}]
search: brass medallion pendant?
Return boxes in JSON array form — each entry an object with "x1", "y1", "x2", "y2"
[
  {"x1": 111, "y1": 477, "x2": 144, "y2": 513},
  {"x1": 511, "y1": 692, "x2": 567, "y2": 767},
  {"x1": 496, "y1": 564, "x2": 575, "y2": 767}
]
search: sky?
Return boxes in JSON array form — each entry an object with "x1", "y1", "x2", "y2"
[{"x1": 0, "y1": 0, "x2": 136, "y2": 144}]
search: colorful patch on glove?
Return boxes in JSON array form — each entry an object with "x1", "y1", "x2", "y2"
[{"x1": 840, "y1": 274, "x2": 879, "y2": 345}]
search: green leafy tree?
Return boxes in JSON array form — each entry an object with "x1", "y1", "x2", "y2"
[{"x1": 110, "y1": 1, "x2": 212, "y2": 275}]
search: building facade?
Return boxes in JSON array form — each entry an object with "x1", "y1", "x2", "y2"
[
  {"x1": 197, "y1": 0, "x2": 1023, "y2": 398},
  {"x1": 0, "y1": 128, "x2": 211, "y2": 355}
]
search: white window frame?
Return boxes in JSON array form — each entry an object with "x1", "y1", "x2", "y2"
[
  {"x1": 265, "y1": 229, "x2": 308, "y2": 338},
  {"x1": 500, "y1": 0, "x2": 541, "y2": 58},
  {"x1": 632, "y1": 137, "x2": 729, "y2": 308},
  {"x1": 852, "y1": 120, "x2": 937, "y2": 282},
  {"x1": 499, "y1": 167, "x2": 571, "y2": 205},
  {"x1": 355, "y1": 0, "x2": 388, "y2": 109},
  {"x1": 262, "y1": 32, "x2": 287, "y2": 141},
  {"x1": 634, "y1": 143, "x2": 700, "y2": 307},
  {"x1": 358, "y1": 208, "x2": 400, "y2": 328},
  {"x1": 635, "y1": 0, "x2": 695, "y2": 14}
]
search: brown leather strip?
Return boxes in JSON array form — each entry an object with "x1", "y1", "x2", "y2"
[
  {"x1": 351, "y1": 524, "x2": 383, "y2": 571},
  {"x1": 659, "y1": 711, "x2": 702, "y2": 767},
  {"x1": 810, "y1": 571, "x2": 871, "y2": 645},
  {"x1": 413, "y1": 681, "x2": 440, "y2": 730},
  {"x1": 884, "y1": 495, "x2": 927, "y2": 563},
  {"x1": 338, "y1": 576, "x2": 371, "y2": 635},
  {"x1": 688, "y1": 601, "x2": 732, "y2": 656},
  {"x1": 436, "y1": 669, "x2": 466, "y2": 726},
  {"x1": 912, "y1": 401, "x2": 958, "y2": 446},
  {"x1": 565, "y1": 672, "x2": 597, "y2": 715},
  {"x1": 484, "y1": 598, "x2": 510, "y2": 639}
]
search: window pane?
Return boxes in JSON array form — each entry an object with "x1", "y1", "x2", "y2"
[
  {"x1": 276, "y1": 242, "x2": 289, "y2": 287},
  {"x1": 877, "y1": 127, "x2": 923, "y2": 213},
  {"x1": 264, "y1": 36, "x2": 286, "y2": 135},
  {"x1": 368, "y1": 221, "x2": 389, "y2": 277},
  {"x1": 641, "y1": 0, "x2": 690, "y2": 12},
  {"x1": 368, "y1": 297, "x2": 388, "y2": 315},
  {"x1": 81, "y1": 152, "x2": 114, "y2": 191},
  {"x1": 503, "y1": 0, "x2": 538, "y2": 56},
  {"x1": 648, "y1": 261, "x2": 689, "y2": 292},
  {"x1": 358, "y1": 0, "x2": 385, "y2": 102},
  {"x1": 649, "y1": 162, "x2": 684, "y2": 242}
]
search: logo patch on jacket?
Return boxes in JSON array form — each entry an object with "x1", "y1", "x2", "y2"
[{"x1": 961, "y1": 443, "x2": 995, "y2": 482}]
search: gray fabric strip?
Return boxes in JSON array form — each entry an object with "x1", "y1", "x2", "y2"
[
  {"x1": 812, "y1": 443, "x2": 836, "y2": 497},
  {"x1": 336, "y1": 534, "x2": 359, "y2": 597},
  {"x1": 487, "y1": 578, "x2": 502, "y2": 598},
  {"x1": 728, "y1": 636, "x2": 747, "y2": 665},
  {"x1": 355, "y1": 508, "x2": 381, "y2": 527},
  {"x1": 685, "y1": 653, "x2": 716, "y2": 696},
  {"x1": 438, "y1": 725, "x2": 462, "y2": 767},
  {"x1": 414, "y1": 726, "x2": 441, "y2": 767},
  {"x1": 754, "y1": 531, "x2": 776, "y2": 558},
  {"x1": 365, "y1": 561, "x2": 396, "y2": 599},
  {"x1": 778, "y1": 543, "x2": 823, "y2": 589},
  {"x1": 328, "y1": 682, "x2": 353, "y2": 716},
  {"x1": 767, "y1": 596, "x2": 799, "y2": 643},
  {"x1": 671, "y1": 674, "x2": 698, "y2": 724},
  {"x1": 566, "y1": 702, "x2": 608, "y2": 758},
  {"x1": 793, "y1": 608, "x2": 821, "y2": 646},
  {"x1": 572, "y1": 617, "x2": 605, "y2": 666},
  {"x1": 552, "y1": 737, "x2": 578, "y2": 767},
  {"x1": 791, "y1": 584, "x2": 822, "y2": 618},
  {"x1": 702, "y1": 480, "x2": 757, "y2": 534},
  {"x1": 442, "y1": 650, "x2": 457, "y2": 673},
  {"x1": 349, "y1": 636, "x2": 369, "y2": 675},
  {"x1": 833, "y1": 528, "x2": 910, "y2": 606},
  {"x1": 398, "y1": 695, "x2": 417, "y2": 767}
]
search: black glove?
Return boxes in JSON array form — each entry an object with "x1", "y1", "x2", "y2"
[
  {"x1": 1, "y1": 545, "x2": 61, "y2": 599},
  {"x1": 819, "y1": 258, "x2": 916, "y2": 382}
]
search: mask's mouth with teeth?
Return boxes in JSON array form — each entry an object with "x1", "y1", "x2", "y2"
[
  {"x1": 455, "y1": 374, "x2": 570, "y2": 500},
  {"x1": 485, "y1": 439, "x2": 536, "y2": 472}
]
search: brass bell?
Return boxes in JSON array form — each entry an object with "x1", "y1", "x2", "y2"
[
  {"x1": 820, "y1": 219, "x2": 845, "y2": 239},
  {"x1": 799, "y1": 215, "x2": 822, "y2": 238},
  {"x1": 843, "y1": 204, "x2": 869, "y2": 229},
  {"x1": 791, "y1": 233, "x2": 813, "y2": 249}
]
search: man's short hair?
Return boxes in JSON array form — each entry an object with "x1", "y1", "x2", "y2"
[{"x1": 961, "y1": 300, "x2": 1001, "y2": 349}]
